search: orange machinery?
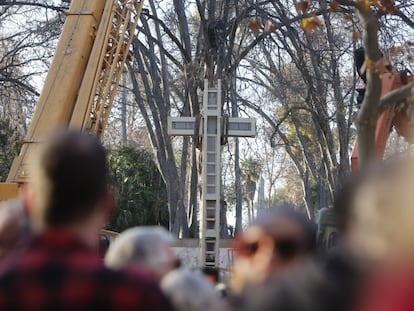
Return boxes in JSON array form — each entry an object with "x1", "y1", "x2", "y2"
[
  {"x1": 0, "y1": 0, "x2": 143, "y2": 200},
  {"x1": 351, "y1": 72, "x2": 414, "y2": 171}
]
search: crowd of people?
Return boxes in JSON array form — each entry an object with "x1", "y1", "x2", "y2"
[{"x1": 0, "y1": 129, "x2": 413, "y2": 310}]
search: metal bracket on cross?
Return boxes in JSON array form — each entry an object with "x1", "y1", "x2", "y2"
[{"x1": 167, "y1": 79, "x2": 256, "y2": 268}]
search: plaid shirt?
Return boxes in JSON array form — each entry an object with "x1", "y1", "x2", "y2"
[{"x1": 0, "y1": 230, "x2": 173, "y2": 311}]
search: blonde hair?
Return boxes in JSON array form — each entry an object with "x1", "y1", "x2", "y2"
[{"x1": 348, "y1": 154, "x2": 414, "y2": 262}]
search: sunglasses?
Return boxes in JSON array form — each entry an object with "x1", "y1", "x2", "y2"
[{"x1": 233, "y1": 236, "x2": 306, "y2": 260}]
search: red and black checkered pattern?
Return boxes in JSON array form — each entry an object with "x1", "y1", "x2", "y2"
[{"x1": 0, "y1": 230, "x2": 173, "y2": 311}]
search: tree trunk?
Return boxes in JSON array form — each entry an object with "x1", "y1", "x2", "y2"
[
  {"x1": 355, "y1": 7, "x2": 383, "y2": 169},
  {"x1": 188, "y1": 145, "x2": 199, "y2": 238},
  {"x1": 301, "y1": 171, "x2": 314, "y2": 220},
  {"x1": 234, "y1": 140, "x2": 243, "y2": 234}
]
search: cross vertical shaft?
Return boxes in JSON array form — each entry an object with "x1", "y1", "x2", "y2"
[
  {"x1": 200, "y1": 79, "x2": 222, "y2": 267},
  {"x1": 167, "y1": 79, "x2": 256, "y2": 270}
]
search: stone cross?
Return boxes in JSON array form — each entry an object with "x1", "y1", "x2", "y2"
[{"x1": 168, "y1": 79, "x2": 256, "y2": 268}]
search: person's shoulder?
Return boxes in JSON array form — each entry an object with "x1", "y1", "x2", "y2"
[
  {"x1": 110, "y1": 265, "x2": 159, "y2": 288},
  {"x1": 100, "y1": 266, "x2": 174, "y2": 310}
]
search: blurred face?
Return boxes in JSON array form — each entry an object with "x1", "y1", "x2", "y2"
[
  {"x1": 0, "y1": 212, "x2": 21, "y2": 261},
  {"x1": 155, "y1": 240, "x2": 178, "y2": 278},
  {"x1": 230, "y1": 216, "x2": 309, "y2": 294}
]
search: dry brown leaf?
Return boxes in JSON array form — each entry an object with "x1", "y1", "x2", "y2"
[
  {"x1": 301, "y1": 17, "x2": 321, "y2": 35},
  {"x1": 295, "y1": 1, "x2": 310, "y2": 14},
  {"x1": 379, "y1": 0, "x2": 395, "y2": 14},
  {"x1": 248, "y1": 19, "x2": 261, "y2": 32},
  {"x1": 344, "y1": 14, "x2": 352, "y2": 21},
  {"x1": 330, "y1": 0, "x2": 339, "y2": 12},
  {"x1": 357, "y1": 0, "x2": 371, "y2": 11},
  {"x1": 352, "y1": 32, "x2": 362, "y2": 41}
]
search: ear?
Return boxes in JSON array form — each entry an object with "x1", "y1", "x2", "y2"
[
  {"x1": 254, "y1": 234, "x2": 275, "y2": 264},
  {"x1": 21, "y1": 184, "x2": 34, "y2": 217},
  {"x1": 247, "y1": 234, "x2": 275, "y2": 283}
]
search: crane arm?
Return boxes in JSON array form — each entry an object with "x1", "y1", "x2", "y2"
[
  {"x1": 1, "y1": 0, "x2": 143, "y2": 199},
  {"x1": 70, "y1": 0, "x2": 143, "y2": 136}
]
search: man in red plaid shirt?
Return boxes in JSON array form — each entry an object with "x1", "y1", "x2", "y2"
[{"x1": 0, "y1": 130, "x2": 173, "y2": 311}]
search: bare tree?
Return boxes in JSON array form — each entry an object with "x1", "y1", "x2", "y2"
[
  {"x1": 332, "y1": 0, "x2": 414, "y2": 168},
  {"x1": 0, "y1": 1, "x2": 67, "y2": 130},
  {"x1": 129, "y1": 0, "x2": 277, "y2": 235}
]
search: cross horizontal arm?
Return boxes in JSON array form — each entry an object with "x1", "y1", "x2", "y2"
[{"x1": 168, "y1": 116, "x2": 256, "y2": 137}]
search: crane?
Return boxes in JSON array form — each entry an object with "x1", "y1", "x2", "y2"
[
  {"x1": 0, "y1": 0, "x2": 143, "y2": 200},
  {"x1": 351, "y1": 71, "x2": 414, "y2": 171},
  {"x1": 317, "y1": 71, "x2": 413, "y2": 249}
]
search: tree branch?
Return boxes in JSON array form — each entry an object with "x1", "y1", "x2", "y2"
[
  {"x1": 379, "y1": 81, "x2": 414, "y2": 112},
  {"x1": 0, "y1": 1, "x2": 66, "y2": 12},
  {"x1": 0, "y1": 77, "x2": 39, "y2": 96},
  {"x1": 394, "y1": 9, "x2": 414, "y2": 29}
]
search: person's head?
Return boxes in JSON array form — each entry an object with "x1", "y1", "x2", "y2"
[
  {"x1": 26, "y1": 130, "x2": 113, "y2": 241},
  {"x1": 342, "y1": 154, "x2": 414, "y2": 263},
  {"x1": 160, "y1": 268, "x2": 219, "y2": 311},
  {"x1": 104, "y1": 226, "x2": 177, "y2": 279},
  {"x1": 0, "y1": 199, "x2": 30, "y2": 261},
  {"x1": 230, "y1": 207, "x2": 316, "y2": 294}
]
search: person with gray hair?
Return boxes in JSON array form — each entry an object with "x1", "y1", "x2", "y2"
[
  {"x1": 160, "y1": 268, "x2": 220, "y2": 311},
  {"x1": 104, "y1": 226, "x2": 178, "y2": 279},
  {"x1": 0, "y1": 199, "x2": 30, "y2": 261}
]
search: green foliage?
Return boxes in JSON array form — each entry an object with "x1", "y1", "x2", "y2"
[
  {"x1": 106, "y1": 146, "x2": 169, "y2": 232},
  {"x1": 0, "y1": 120, "x2": 23, "y2": 182}
]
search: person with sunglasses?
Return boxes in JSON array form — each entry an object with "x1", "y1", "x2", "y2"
[{"x1": 229, "y1": 207, "x2": 317, "y2": 297}]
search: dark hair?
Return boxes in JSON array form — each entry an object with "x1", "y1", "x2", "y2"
[
  {"x1": 38, "y1": 130, "x2": 108, "y2": 226},
  {"x1": 254, "y1": 207, "x2": 317, "y2": 254},
  {"x1": 354, "y1": 47, "x2": 367, "y2": 83}
]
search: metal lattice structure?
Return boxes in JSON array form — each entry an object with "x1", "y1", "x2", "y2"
[
  {"x1": 71, "y1": 0, "x2": 143, "y2": 135},
  {"x1": 3, "y1": 0, "x2": 142, "y2": 197}
]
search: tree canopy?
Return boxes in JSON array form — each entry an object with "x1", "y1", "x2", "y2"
[
  {"x1": 1, "y1": 0, "x2": 414, "y2": 233},
  {"x1": 106, "y1": 146, "x2": 169, "y2": 232}
]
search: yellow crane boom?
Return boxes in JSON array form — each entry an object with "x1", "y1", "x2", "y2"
[{"x1": 1, "y1": 0, "x2": 143, "y2": 199}]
